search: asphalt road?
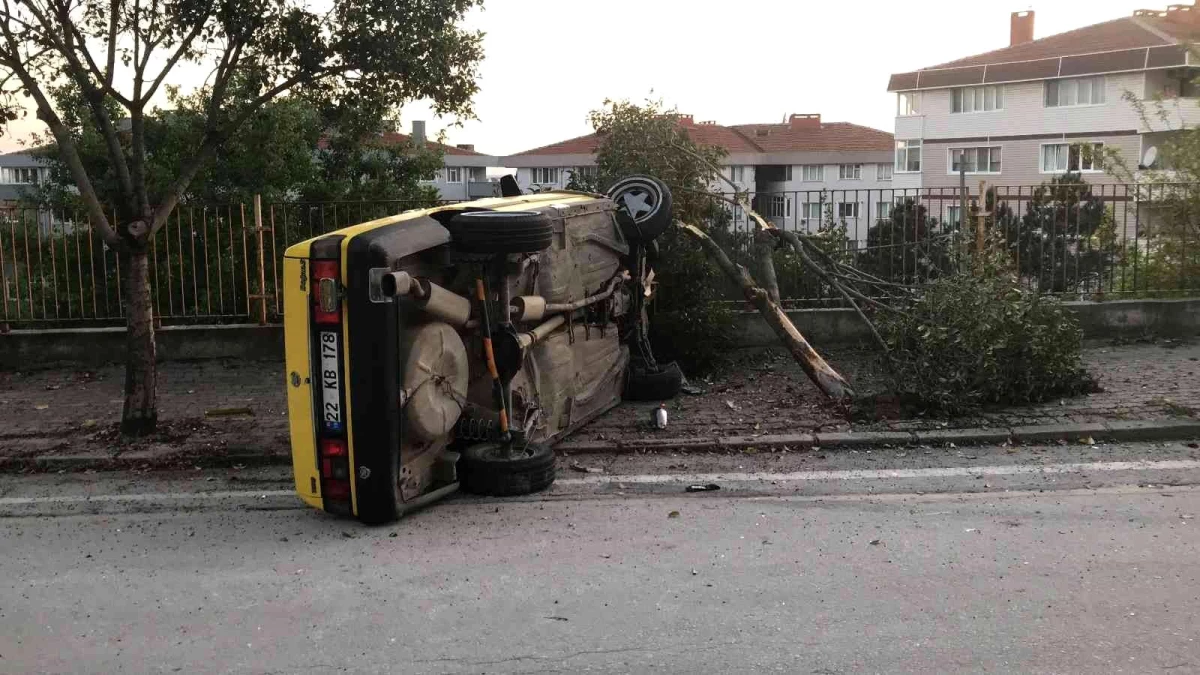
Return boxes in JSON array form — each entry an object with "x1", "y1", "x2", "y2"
[{"x1": 3, "y1": 442, "x2": 1200, "y2": 674}]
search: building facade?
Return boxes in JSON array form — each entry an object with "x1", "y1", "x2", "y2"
[
  {"x1": 0, "y1": 151, "x2": 49, "y2": 203},
  {"x1": 502, "y1": 114, "x2": 894, "y2": 238},
  {"x1": 887, "y1": 6, "x2": 1200, "y2": 192}
]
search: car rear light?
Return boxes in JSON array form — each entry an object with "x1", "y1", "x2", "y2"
[
  {"x1": 323, "y1": 479, "x2": 351, "y2": 500},
  {"x1": 312, "y1": 260, "x2": 341, "y2": 324},
  {"x1": 321, "y1": 438, "x2": 347, "y2": 457}
]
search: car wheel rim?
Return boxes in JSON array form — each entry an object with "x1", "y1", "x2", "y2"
[{"x1": 616, "y1": 186, "x2": 658, "y2": 222}]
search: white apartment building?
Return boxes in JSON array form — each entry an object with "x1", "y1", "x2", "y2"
[
  {"x1": 382, "y1": 121, "x2": 499, "y2": 201},
  {"x1": 502, "y1": 114, "x2": 894, "y2": 237},
  {"x1": 0, "y1": 151, "x2": 50, "y2": 202},
  {"x1": 887, "y1": 5, "x2": 1200, "y2": 193}
]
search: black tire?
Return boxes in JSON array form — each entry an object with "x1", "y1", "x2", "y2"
[
  {"x1": 446, "y1": 210, "x2": 553, "y2": 254},
  {"x1": 624, "y1": 361, "x2": 683, "y2": 401},
  {"x1": 607, "y1": 175, "x2": 673, "y2": 243},
  {"x1": 458, "y1": 442, "x2": 556, "y2": 497}
]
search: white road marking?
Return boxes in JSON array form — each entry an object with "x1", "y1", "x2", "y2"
[
  {"x1": 0, "y1": 489, "x2": 295, "y2": 506},
  {"x1": 554, "y1": 459, "x2": 1200, "y2": 486},
  {"x1": 4, "y1": 459, "x2": 1200, "y2": 508}
]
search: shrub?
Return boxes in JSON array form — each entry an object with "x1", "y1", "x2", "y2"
[
  {"x1": 876, "y1": 266, "x2": 1094, "y2": 415},
  {"x1": 647, "y1": 226, "x2": 737, "y2": 373}
]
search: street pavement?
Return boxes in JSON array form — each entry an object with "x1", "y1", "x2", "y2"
[{"x1": 3, "y1": 441, "x2": 1200, "y2": 674}]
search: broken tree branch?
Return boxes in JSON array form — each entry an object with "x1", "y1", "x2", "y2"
[{"x1": 679, "y1": 221, "x2": 855, "y2": 401}]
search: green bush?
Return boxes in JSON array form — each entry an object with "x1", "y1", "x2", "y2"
[
  {"x1": 876, "y1": 267, "x2": 1094, "y2": 415},
  {"x1": 647, "y1": 225, "x2": 737, "y2": 373}
]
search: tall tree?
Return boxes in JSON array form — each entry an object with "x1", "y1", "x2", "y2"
[{"x1": 0, "y1": 0, "x2": 482, "y2": 434}]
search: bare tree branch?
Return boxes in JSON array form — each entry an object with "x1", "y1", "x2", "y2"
[
  {"x1": 0, "y1": 43, "x2": 119, "y2": 248},
  {"x1": 140, "y1": 18, "x2": 207, "y2": 104}
]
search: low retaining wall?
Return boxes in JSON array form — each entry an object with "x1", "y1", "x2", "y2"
[
  {"x1": 3, "y1": 298, "x2": 1197, "y2": 369},
  {"x1": 736, "y1": 298, "x2": 1200, "y2": 349}
]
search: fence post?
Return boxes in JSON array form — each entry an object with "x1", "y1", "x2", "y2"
[
  {"x1": 974, "y1": 179, "x2": 990, "y2": 274},
  {"x1": 253, "y1": 194, "x2": 268, "y2": 325}
]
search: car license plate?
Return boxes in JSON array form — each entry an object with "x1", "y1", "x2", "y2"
[{"x1": 318, "y1": 331, "x2": 342, "y2": 431}]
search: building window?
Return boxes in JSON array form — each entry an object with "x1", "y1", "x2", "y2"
[
  {"x1": 877, "y1": 202, "x2": 893, "y2": 219},
  {"x1": 782, "y1": 165, "x2": 793, "y2": 181},
  {"x1": 898, "y1": 92, "x2": 920, "y2": 116},
  {"x1": 772, "y1": 194, "x2": 792, "y2": 218},
  {"x1": 531, "y1": 167, "x2": 559, "y2": 184},
  {"x1": 445, "y1": 167, "x2": 463, "y2": 183},
  {"x1": 1041, "y1": 142, "x2": 1104, "y2": 172},
  {"x1": 895, "y1": 140, "x2": 921, "y2": 173},
  {"x1": 569, "y1": 165, "x2": 597, "y2": 182},
  {"x1": 801, "y1": 202, "x2": 822, "y2": 223},
  {"x1": 1045, "y1": 76, "x2": 1105, "y2": 107},
  {"x1": 801, "y1": 165, "x2": 823, "y2": 182},
  {"x1": 468, "y1": 167, "x2": 487, "y2": 182},
  {"x1": 728, "y1": 165, "x2": 745, "y2": 182},
  {"x1": 876, "y1": 163, "x2": 893, "y2": 180},
  {"x1": 839, "y1": 164, "x2": 862, "y2": 180},
  {"x1": 1, "y1": 167, "x2": 41, "y2": 184},
  {"x1": 949, "y1": 146, "x2": 1002, "y2": 174},
  {"x1": 837, "y1": 202, "x2": 859, "y2": 219},
  {"x1": 946, "y1": 206, "x2": 962, "y2": 227},
  {"x1": 770, "y1": 195, "x2": 791, "y2": 218},
  {"x1": 951, "y1": 85, "x2": 1004, "y2": 113}
]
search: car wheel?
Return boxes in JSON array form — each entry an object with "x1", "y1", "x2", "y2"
[
  {"x1": 623, "y1": 361, "x2": 683, "y2": 401},
  {"x1": 458, "y1": 441, "x2": 556, "y2": 497},
  {"x1": 446, "y1": 210, "x2": 554, "y2": 254},
  {"x1": 607, "y1": 175, "x2": 673, "y2": 243}
]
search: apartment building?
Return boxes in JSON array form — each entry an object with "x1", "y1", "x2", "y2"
[
  {"x1": 348, "y1": 121, "x2": 499, "y2": 201},
  {"x1": 0, "y1": 151, "x2": 49, "y2": 202},
  {"x1": 502, "y1": 114, "x2": 894, "y2": 234},
  {"x1": 887, "y1": 5, "x2": 1200, "y2": 191}
]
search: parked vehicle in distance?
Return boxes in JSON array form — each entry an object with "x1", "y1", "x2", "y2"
[{"x1": 282, "y1": 175, "x2": 681, "y2": 522}]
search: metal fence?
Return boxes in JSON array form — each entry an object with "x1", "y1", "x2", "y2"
[
  {"x1": 0, "y1": 199, "x2": 456, "y2": 329},
  {"x1": 709, "y1": 183, "x2": 1200, "y2": 306},
  {"x1": 1, "y1": 183, "x2": 1198, "y2": 329}
]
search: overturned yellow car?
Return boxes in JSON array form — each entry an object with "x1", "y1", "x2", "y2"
[{"x1": 283, "y1": 177, "x2": 681, "y2": 522}]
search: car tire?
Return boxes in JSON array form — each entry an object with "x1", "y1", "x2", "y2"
[
  {"x1": 458, "y1": 441, "x2": 556, "y2": 497},
  {"x1": 624, "y1": 361, "x2": 683, "y2": 401},
  {"x1": 607, "y1": 175, "x2": 673, "y2": 243},
  {"x1": 446, "y1": 210, "x2": 554, "y2": 254}
]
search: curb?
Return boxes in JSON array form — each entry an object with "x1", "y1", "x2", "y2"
[
  {"x1": 3, "y1": 420, "x2": 1199, "y2": 472},
  {"x1": 556, "y1": 419, "x2": 1200, "y2": 455}
]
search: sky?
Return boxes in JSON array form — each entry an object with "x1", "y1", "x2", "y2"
[{"x1": 0, "y1": 0, "x2": 1162, "y2": 156}]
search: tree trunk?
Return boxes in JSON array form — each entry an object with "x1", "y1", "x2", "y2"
[
  {"x1": 755, "y1": 230, "x2": 781, "y2": 305},
  {"x1": 679, "y1": 223, "x2": 855, "y2": 401},
  {"x1": 121, "y1": 247, "x2": 158, "y2": 435}
]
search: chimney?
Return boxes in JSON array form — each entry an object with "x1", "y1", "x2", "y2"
[
  {"x1": 1164, "y1": 4, "x2": 1200, "y2": 25},
  {"x1": 1010, "y1": 10, "x2": 1034, "y2": 46},
  {"x1": 788, "y1": 114, "x2": 821, "y2": 130},
  {"x1": 411, "y1": 120, "x2": 426, "y2": 146},
  {"x1": 456, "y1": 143, "x2": 474, "y2": 152},
  {"x1": 677, "y1": 114, "x2": 695, "y2": 127}
]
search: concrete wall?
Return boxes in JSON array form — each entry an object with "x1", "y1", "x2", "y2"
[{"x1": 4, "y1": 299, "x2": 1197, "y2": 369}]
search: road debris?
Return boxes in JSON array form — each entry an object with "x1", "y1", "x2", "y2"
[
  {"x1": 685, "y1": 484, "x2": 721, "y2": 493},
  {"x1": 668, "y1": 510, "x2": 680, "y2": 518},
  {"x1": 569, "y1": 462, "x2": 604, "y2": 474}
]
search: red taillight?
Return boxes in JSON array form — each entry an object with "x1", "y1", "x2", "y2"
[
  {"x1": 321, "y1": 438, "x2": 347, "y2": 457},
  {"x1": 312, "y1": 260, "x2": 341, "y2": 324},
  {"x1": 323, "y1": 480, "x2": 351, "y2": 500}
]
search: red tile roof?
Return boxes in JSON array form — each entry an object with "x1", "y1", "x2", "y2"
[
  {"x1": 508, "y1": 119, "x2": 892, "y2": 157},
  {"x1": 729, "y1": 122, "x2": 894, "y2": 152},
  {"x1": 316, "y1": 132, "x2": 488, "y2": 156},
  {"x1": 928, "y1": 16, "x2": 1179, "y2": 70}
]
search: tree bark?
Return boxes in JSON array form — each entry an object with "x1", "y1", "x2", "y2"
[
  {"x1": 121, "y1": 246, "x2": 158, "y2": 435},
  {"x1": 755, "y1": 229, "x2": 781, "y2": 305},
  {"x1": 679, "y1": 223, "x2": 855, "y2": 401}
]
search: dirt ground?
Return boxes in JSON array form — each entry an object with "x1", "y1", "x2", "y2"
[{"x1": 1, "y1": 339, "x2": 1197, "y2": 470}]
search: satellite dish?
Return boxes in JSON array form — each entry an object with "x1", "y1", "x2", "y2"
[{"x1": 1142, "y1": 146, "x2": 1158, "y2": 168}]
